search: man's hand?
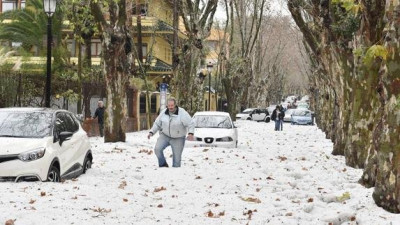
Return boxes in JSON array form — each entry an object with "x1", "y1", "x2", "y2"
[
  {"x1": 147, "y1": 132, "x2": 153, "y2": 139},
  {"x1": 187, "y1": 133, "x2": 194, "y2": 141}
]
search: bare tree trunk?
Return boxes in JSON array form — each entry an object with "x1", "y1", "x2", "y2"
[
  {"x1": 172, "y1": 0, "x2": 218, "y2": 114},
  {"x1": 91, "y1": 0, "x2": 134, "y2": 142}
]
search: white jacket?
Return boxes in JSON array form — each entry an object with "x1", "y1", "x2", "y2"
[{"x1": 150, "y1": 107, "x2": 194, "y2": 138}]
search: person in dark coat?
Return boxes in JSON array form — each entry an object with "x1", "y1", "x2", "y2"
[
  {"x1": 93, "y1": 100, "x2": 105, "y2": 137},
  {"x1": 271, "y1": 105, "x2": 285, "y2": 131},
  {"x1": 279, "y1": 105, "x2": 285, "y2": 131}
]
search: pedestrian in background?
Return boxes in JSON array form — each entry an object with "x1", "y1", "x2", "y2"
[
  {"x1": 147, "y1": 98, "x2": 194, "y2": 167},
  {"x1": 279, "y1": 105, "x2": 285, "y2": 131},
  {"x1": 271, "y1": 105, "x2": 285, "y2": 131},
  {"x1": 93, "y1": 100, "x2": 105, "y2": 137}
]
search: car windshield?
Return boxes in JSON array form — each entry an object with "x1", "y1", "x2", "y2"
[
  {"x1": 292, "y1": 110, "x2": 311, "y2": 116},
  {"x1": 194, "y1": 115, "x2": 233, "y2": 128},
  {"x1": 0, "y1": 111, "x2": 53, "y2": 138}
]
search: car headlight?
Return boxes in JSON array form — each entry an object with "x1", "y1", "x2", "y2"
[
  {"x1": 18, "y1": 148, "x2": 46, "y2": 162},
  {"x1": 216, "y1": 137, "x2": 233, "y2": 142}
]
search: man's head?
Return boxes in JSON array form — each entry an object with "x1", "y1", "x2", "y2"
[
  {"x1": 98, "y1": 100, "x2": 104, "y2": 108},
  {"x1": 167, "y1": 98, "x2": 177, "y2": 113}
]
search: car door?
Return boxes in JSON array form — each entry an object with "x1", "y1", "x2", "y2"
[
  {"x1": 64, "y1": 113, "x2": 88, "y2": 167},
  {"x1": 60, "y1": 113, "x2": 82, "y2": 174},
  {"x1": 53, "y1": 113, "x2": 78, "y2": 175},
  {"x1": 253, "y1": 109, "x2": 263, "y2": 121}
]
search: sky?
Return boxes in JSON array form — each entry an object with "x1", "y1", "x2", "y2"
[
  {"x1": 1, "y1": 120, "x2": 400, "y2": 224},
  {"x1": 214, "y1": 0, "x2": 291, "y2": 22}
]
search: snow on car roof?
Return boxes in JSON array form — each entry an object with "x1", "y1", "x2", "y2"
[
  {"x1": 0, "y1": 107, "x2": 67, "y2": 113},
  {"x1": 193, "y1": 111, "x2": 231, "y2": 117}
]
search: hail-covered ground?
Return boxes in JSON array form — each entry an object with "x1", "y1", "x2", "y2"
[{"x1": 1, "y1": 120, "x2": 399, "y2": 225}]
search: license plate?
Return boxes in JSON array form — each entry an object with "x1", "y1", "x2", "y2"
[{"x1": 200, "y1": 144, "x2": 217, "y2": 147}]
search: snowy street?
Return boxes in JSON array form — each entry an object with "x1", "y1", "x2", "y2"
[{"x1": 1, "y1": 120, "x2": 399, "y2": 225}]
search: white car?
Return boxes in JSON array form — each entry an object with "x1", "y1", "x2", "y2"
[
  {"x1": 236, "y1": 108, "x2": 255, "y2": 120},
  {"x1": 186, "y1": 111, "x2": 238, "y2": 148},
  {"x1": 0, "y1": 108, "x2": 92, "y2": 182},
  {"x1": 236, "y1": 108, "x2": 270, "y2": 122}
]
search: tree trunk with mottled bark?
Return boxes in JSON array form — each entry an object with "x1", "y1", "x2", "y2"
[{"x1": 90, "y1": 0, "x2": 134, "y2": 142}]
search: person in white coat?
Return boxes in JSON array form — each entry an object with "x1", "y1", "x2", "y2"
[{"x1": 147, "y1": 98, "x2": 194, "y2": 167}]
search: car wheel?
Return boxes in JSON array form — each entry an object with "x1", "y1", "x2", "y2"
[
  {"x1": 246, "y1": 117, "x2": 251, "y2": 120},
  {"x1": 265, "y1": 117, "x2": 270, "y2": 123},
  {"x1": 83, "y1": 155, "x2": 92, "y2": 173},
  {"x1": 47, "y1": 165, "x2": 61, "y2": 182}
]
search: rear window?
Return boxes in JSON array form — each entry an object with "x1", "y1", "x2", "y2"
[
  {"x1": 0, "y1": 111, "x2": 53, "y2": 138},
  {"x1": 292, "y1": 110, "x2": 311, "y2": 116}
]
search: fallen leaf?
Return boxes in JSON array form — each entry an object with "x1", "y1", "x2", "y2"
[
  {"x1": 29, "y1": 199, "x2": 36, "y2": 204},
  {"x1": 256, "y1": 188, "x2": 261, "y2": 192},
  {"x1": 286, "y1": 212, "x2": 293, "y2": 216},
  {"x1": 240, "y1": 197, "x2": 261, "y2": 203},
  {"x1": 337, "y1": 192, "x2": 351, "y2": 202},
  {"x1": 203, "y1": 149, "x2": 209, "y2": 152},
  {"x1": 40, "y1": 192, "x2": 46, "y2": 197},
  {"x1": 206, "y1": 210, "x2": 225, "y2": 218},
  {"x1": 157, "y1": 204, "x2": 163, "y2": 208},
  {"x1": 195, "y1": 176, "x2": 202, "y2": 179},
  {"x1": 350, "y1": 216, "x2": 356, "y2": 221},
  {"x1": 92, "y1": 207, "x2": 111, "y2": 213},
  {"x1": 278, "y1": 156, "x2": 288, "y2": 161},
  {"x1": 308, "y1": 198, "x2": 314, "y2": 202},
  {"x1": 266, "y1": 176, "x2": 274, "y2": 180},
  {"x1": 243, "y1": 209, "x2": 254, "y2": 220},
  {"x1": 123, "y1": 198, "x2": 128, "y2": 202},
  {"x1": 118, "y1": 181, "x2": 127, "y2": 189},
  {"x1": 154, "y1": 186, "x2": 167, "y2": 192}
]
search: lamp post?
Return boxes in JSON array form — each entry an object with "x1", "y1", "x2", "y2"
[
  {"x1": 206, "y1": 62, "x2": 213, "y2": 111},
  {"x1": 43, "y1": 0, "x2": 57, "y2": 108}
]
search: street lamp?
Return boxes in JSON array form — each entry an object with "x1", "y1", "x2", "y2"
[
  {"x1": 206, "y1": 62, "x2": 213, "y2": 111},
  {"x1": 43, "y1": 0, "x2": 57, "y2": 108}
]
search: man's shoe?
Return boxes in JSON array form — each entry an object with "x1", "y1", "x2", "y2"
[{"x1": 160, "y1": 163, "x2": 169, "y2": 168}]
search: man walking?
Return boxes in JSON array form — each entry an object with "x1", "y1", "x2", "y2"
[
  {"x1": 93, "y1": 100, "x2": 105, "y2": 137},
  {"x1": 147, "y1": 98, "x2": 194, "y2": 167}
]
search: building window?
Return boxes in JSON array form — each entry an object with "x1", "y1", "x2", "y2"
[
  {"x1": 150, "y1": 94, "x2": 157, "y2": 113},
  {"x1": 91, "y1": 41, "x2": 102, "y2": 56},
  {"x1": 67, "y1": 41, "x2": 75, "y2": 57},
  {"x1": 139, "y1": 94, "x2": 146, "y2": 113},
  {"x1": 126, "y1": 88, "x2": 134, "y2": 117},
  {"x1": 135, "y1": 44, "x2": 147, "y2": 57},
  {"x1": 1, "y1": 0, "x2": 25, "y2": 12},
  {"x1": 2, "y1": 0, "x2": 17, "y2": 12},
  {"x1": 165, "y1": 47, "x2": 171, "y2": 62}
]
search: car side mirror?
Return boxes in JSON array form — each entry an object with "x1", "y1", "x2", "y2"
[{"x1": 59, "y1": 131, "x2": 73, "y2": 146}]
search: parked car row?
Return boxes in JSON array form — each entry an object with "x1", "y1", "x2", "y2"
[{"x1": 0, "y1": 104, "x2": 312, "y2": 183}]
